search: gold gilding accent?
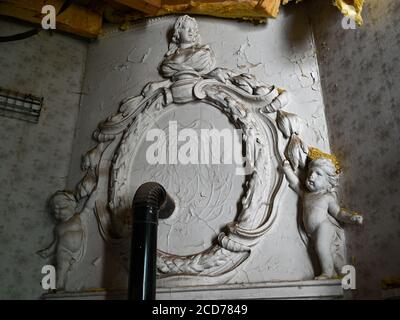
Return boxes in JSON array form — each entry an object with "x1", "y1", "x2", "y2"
[
  {"x1": 334, "y1": 0, "x2": 364, "y2": 26},
  {"x1": 158, "y1": 0, "x2": 281, "y2": 20},
  {"x1": 283, "y1": 0, "x2": 364, "y2": 26},
  {"x1": 382, "y1": 277, "x2": 400, "y2": 290},
  {"x1": 341, "y1": 207, "x2": 360, "y2": 216},
  {"x1": 308, "y1": 147, "x2": 341, "y2": 173}
]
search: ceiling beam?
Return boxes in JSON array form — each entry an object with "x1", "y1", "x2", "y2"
[
  {"x1": 113, "y1": 0, "x2": 162, "y2": 15},
  {"x1": 0, "y1": 0, "x2": 283, "y2": 39},
  {"x1": 112, "y1": 0, "x2": 281, "y2": 20}
]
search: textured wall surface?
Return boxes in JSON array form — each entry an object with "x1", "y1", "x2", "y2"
[
  {"x1": 3, "y1": 1, "x2": 397, "y2": 299},
  {"x1": 307, "y1": 0, "x2": 400, "y2": 299},
  {"x1": 65, "y1": 6, "x2": 335, "y2": 292},
  {"x1": 0, "y1": 19, "x2": 88, "y2": 299}
]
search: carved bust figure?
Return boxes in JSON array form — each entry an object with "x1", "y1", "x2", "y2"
[{"x1": 159, "y1": 15, "x2": 216, "y2": 79}]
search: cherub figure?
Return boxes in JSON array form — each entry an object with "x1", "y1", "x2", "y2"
[
  {"x1": 282, "y1": 154, "x2": 363, "y2": 279},
  {"x1": 37, "y1": 191, "x2": 85, "y2": 290}
]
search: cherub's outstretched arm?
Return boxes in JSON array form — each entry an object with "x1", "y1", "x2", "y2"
[
  {"x1": 328, "y1": 199, "x2": 363, "y2": 225},
  {"x1": 282, "y1": 160, "x2": 303, "y2": 196},
  {"x1": 37, "y1": 232, "x2": 58, "y2": 258}
]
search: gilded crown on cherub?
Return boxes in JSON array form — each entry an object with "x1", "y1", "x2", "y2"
[{"x1": 307, "y1": 147, "x2": 341, "y2": 174}]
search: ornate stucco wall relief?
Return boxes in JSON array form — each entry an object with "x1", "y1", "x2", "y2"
[{"x1": 38, "y1": 14, "x2": 362, "y2": 293}]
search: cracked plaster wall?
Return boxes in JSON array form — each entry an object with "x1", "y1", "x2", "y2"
[
  {"x1": 66, "y1": 6, "x2": 335, "y2": 291},
  {"x1": 2, "y1": 2, "x2": 391, "y2": 299}
]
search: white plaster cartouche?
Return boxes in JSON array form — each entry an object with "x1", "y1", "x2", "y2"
[
  {"x1": 61, "y1": 8, "x2": 337, "y2": 296},
  {"x1": 60, "y1": 15, "x2": 289, "y2": 288}
]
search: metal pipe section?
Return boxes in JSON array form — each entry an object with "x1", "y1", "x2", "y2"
[{"x1": 128, "y1": 182, "x2": 175, "y2": 300}]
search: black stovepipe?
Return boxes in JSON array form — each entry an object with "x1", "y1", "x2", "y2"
[{"x1": 127, "y1": 182, "x2": 175, "y2": 300}]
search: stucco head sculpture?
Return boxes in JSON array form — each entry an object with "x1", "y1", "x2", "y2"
[
  {"x1": 49, "y1": 191, "x2": 77, "y2": 222},
  {"x1": 160, "y1": 15, "x2": 215, "y2": 79},
  {"x1": 306, "y1": 158, "x2": 339, "y2": 194},
  {"x1": 169, "y1": 15, "x2": 201, "y2": 52}
]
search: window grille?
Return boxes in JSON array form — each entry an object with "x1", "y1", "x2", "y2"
[{"x1": 0, "y1": 87, "x2": 43, "y2": 123}]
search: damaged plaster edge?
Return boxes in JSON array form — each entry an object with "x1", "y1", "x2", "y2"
[
  {"x1": 97, "y1": 12, "x2": 271, "y2": 41},
  {"x1": 305, "y1": 12, "x2": 333, "y2": 155},
  {"x1": 97, "y1": 15, "x2": 180, "y2": 40},
  {"x1": 65, "y1": 42, "x2": 92, "y2": 190}
]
